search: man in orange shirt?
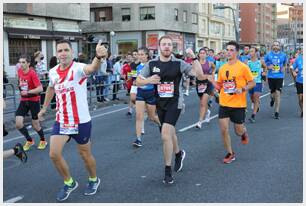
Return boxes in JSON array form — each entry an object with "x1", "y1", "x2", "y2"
[{"x1": 208, "y1": 41, "x2": 255, "y2": 164}]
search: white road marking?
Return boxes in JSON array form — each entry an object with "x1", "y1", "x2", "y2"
[{"x1": 4, "y1": 195, "x2": 24, "y2": 203}]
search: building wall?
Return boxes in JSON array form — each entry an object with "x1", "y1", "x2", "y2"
[
  {"x1": 240, "y1": 3, "x2": 257, "y2": 44},
  {"x1": 3, "y1": 3, "x2": 89, "y2": 78}
]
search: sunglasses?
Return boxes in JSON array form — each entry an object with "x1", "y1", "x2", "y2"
[{"x1": 19, "y1": 61, "x2": 26, "y2": 64}]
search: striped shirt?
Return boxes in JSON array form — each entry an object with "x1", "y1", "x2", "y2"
[{"x1": 49, "y1": 61, "x2": 91, "y2": 124}]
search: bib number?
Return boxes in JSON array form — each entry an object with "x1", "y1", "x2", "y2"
[
  {"x1": 158, "y1": 82, "x2": 174, "y2": 98},
  {"x1": 197, "y1": 83, "x2": 207, "y2": 93},
  {"x1": 20, "y1": 81, "x2": 28, "y2": 91},
  {"x1": 272, "y1": 65, "x2": 280, "y2": 73},
  {"x1": 60, "y1": 123, "x2": 79, "y2": 135},
  {"x1": 223, "y1": 80, "x2": 236, "y2": 94},
  {"x1": 252, "y1": 71, "x2": 259, "y2": 78}
]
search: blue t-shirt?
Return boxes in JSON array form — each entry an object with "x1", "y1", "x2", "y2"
[
  {"x1": 206, "y1": 56, "x2": 215, "y2": 64},
  {"x1": 247, "y1": 60, "x2": 262, "y2": 83},
  {"x1": 136, "y1": 63, "x2": 154, "y2": 90},
  {"x1": 293, "y1": 55, "x2": 303, "y2": 83},
  {"x1": 215, "y1": 60, "x2": 227, "y2": 73},
  {"x1": 264, "y1": 51, "x2": 287, "y2": 79},
  {"x1": 239, "y1": 54, "x2": 250, "y2": 63}
]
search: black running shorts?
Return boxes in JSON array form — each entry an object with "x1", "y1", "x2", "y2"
[
  {"x1": 15, "y1": 101, "x2": 40, "y2": 120},
  {"x1": 296, "y1": 82, "x2": 303, "y2": 94},
  {"x1": 268, "y1": 78, "x2": 283, "y2": 93},
  {"x1": 157, "y1": 100, "x2": 181, "y2": 126},
  {"x1": 218, "y1": 106, "x2": 246, "y2": 124}
]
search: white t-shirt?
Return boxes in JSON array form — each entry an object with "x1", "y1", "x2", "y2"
[{"x1": 49, "y1": 62, "x2": 91, "y2": 124}]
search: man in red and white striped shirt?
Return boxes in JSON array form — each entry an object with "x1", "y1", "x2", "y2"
[{"x1": 38, "y1": 39, "x2": 107, "y2": 201}]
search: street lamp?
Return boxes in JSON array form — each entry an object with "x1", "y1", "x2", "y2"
[
  {"x1": 213, "y1": 5, "x2": 240, "y2": 44},
  {"x1": 110, "y1": 31, "x2": 116, "y2": 55}
]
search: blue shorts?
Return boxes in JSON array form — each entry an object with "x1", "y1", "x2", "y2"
[
  {"x1": 249, "y1": 83, "x2": 262, "y2": 95},
  {"x1": 52, "y1": 121, "x2": 92, "y2": 145},
  {"x1": 136, "y1": 88, "x2": 156, "y2": 105}
]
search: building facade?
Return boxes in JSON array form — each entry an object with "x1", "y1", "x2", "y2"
[
  {"x1": 196, "y1": 3, "x2": 237, "y2": 52},
  {"x1": 3, "y1": 3, "x2": 89, "y2": 77},
  {"x1": 80, "y1": 3, "x2": 198, "y2": 58},
  {"x1": 239, "y1": 3, "x2": 277, "y2": 47},
  {"x1": 288, "y1": 4, "x2": 303, "y2": 48}
]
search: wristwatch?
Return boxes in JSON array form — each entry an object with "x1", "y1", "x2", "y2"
[{"x1": 192, "y1": 57, "x2": 198, "y2": 61}]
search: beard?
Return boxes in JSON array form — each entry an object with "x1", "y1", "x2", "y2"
[{"x1": 161, "y1": 50, "x2": 172, "y2": 58}]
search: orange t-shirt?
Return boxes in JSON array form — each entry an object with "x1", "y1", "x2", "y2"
[{"x1": 217, "y1": 60, "x2": 253, "y2": 108}]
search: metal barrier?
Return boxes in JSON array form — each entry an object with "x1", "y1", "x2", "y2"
[
  {"x1": 3, "y1": 74, "x2": 128, "y2": 116},
  {"x1": 3, "y1": 83, "x2": 17, "y2": 115}
]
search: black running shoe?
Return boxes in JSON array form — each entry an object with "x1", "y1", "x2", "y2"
[
  {"x1": 174, "y1": 150, "x2": 186, "y2": 172},
  {"x1": 163, "y1": 168, "x2": 174, "y2": 184},
  {"x1": 248, "y1": 117, "x2": 255, "y2": 123},
  {"x1": 14, "y1": 143, "x2": 27, "y2": 163},
  {"x1": 126, "y1": 111, "x2": 132, "y2": 116},
  {"x1": 133, "y1": 139, "x2": 142, "y2": 147},
  {"x1": 274, "y1": 112, "x2": 279, "y2": 119}
]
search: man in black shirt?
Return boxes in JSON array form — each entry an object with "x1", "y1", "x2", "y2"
[{"x1": 136, "y1": 35, "x2": 205, "y2": 184}]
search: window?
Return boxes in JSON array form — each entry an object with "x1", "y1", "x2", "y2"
[
  {"x1": 183, "y1": 11, "x2": 187, "y2": 23},
  {"x1": 192, "y1": 13, "x2": 198, "y2": 24},
  {"x1": 175, "y1": 9, "x2": 178, "y2": 21},
  {"x1": 222, "y1": 24, "x2": 225, "y2": 36},
  {"x1": 122, "y1": 8, "x2": 131, "y2": 21},
  {"x1": 94, "y1": 7, "x2": 112, "y2": 22},
  {"x1": 9, "y1": 39, "x2": 41, "y2": 65},
  {"x1": 198, "y1": 40, "x2": 204, "y2": 48},
  {"x1": 201, "y1": 19, "x2": 206, "y2": 33},
  {"x1": 140, "y1": 7, "x2": 155, "y2": 20}
]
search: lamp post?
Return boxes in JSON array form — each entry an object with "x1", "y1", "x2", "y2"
[
  {"x1": 213, "y1": 5, "x2": 240, "y2": 44},
  {"x1": 110, "y1": 31, "x2": 116, "y2": 55}
]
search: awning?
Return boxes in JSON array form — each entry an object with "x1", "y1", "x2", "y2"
[{"x1": 5, "y1": 27, "x2": 83, "y2": 40}]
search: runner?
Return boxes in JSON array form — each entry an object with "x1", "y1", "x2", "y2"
[
  {"x1": 129, "y1": 50, "x2": 141, "y2": 115},
  {"x1": 195, "y1": 48, "x2": 215, "y2": 129},
  {"x1": 264, "y1": 41, "x2": 287, "y2": 119},
  {"x1": 133, "y1": 47, "x2": 161, "y2": 147},
  {"x1": 208, "y1": 41, "x2": 255, "y2": 164},
  {"x1": 3, "y1": 100, "x2": 28, "y2": 163},
  {"x1": 38, "y1": 39, "x2": 107, "y2": 201},
  {"x1": 136, "y1": 35, "x2": 204, "y2": 184},
  {"x1": 121, "y1": 53, "x2": 134, "y2": 115},
  {"x1": 291, "y1": 49, "x2": 303, "y2": 117},
  {"x1": 15, "y1": 55, "x2": 47, "y2": 151},
  {"x1": 247, "y1": 47, "x2": 267, "y2": 123},
  {"x1": 239, "y1": 45, "x2": 251, "y2": 64}
]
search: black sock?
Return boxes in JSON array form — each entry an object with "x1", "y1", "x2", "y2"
[
  {"x1": 37, "y1": 129, "x2": 45, "y2": 141},
  {"x1": 165, "y1": 165, "x2": 171, "y2": 174},
  {"x1": 13, "y1": 147, "x2": 18, "y2": 155},
  {"x1": 19, "y1": 126, "x2": 32, "y2": 141},
  {"x1": 251, "y1": 114, "x2": 255, "y2": 118}
]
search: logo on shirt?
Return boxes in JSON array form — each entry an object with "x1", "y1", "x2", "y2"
[{"x1": 152, "y1": 66, "x2": 160, "y2": 73}]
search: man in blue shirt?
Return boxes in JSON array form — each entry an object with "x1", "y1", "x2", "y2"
[
  {"x1": 239, "y1": 45, "x2": 251, "y2": 64},
  {"x1": 264, "y1": 41, "x2": 287, "y2": 119},
  {"x1": 291, "y1": 50, "x2": 303, "y2": 117},
  {"x1": 207, "y1": 49, "x2": 216, "y2": 64}
]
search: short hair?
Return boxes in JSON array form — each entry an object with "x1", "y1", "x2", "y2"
[
  {"x1": 250, "y1": 46, "x2": 258, "y2": 53},
  {"x1": 132, "y1": 49, "x2": 138, "y2": 54},
  {"x1": 19, "y1": 55, "x2": 31, "y2": 63},
  {"x1": 138, "y1": 46, "x2": 150, "y2": 60},
  {"x1": 208, "y1": 49, "x2": 214, "y2": 53},
  {"x1": 226, "y1": 41, "x2": 240, "y2": 52},
  {"x1": 158, "y1": 35, "x2": 173, "y2": 45},
  {"x1": 56, "y1": 39, "x2": 72, "y2": 49},
  {"x1": 244, "y1": 45, "x2": 250, "y2": 49}
]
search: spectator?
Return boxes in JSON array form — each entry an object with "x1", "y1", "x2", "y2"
[
  {"x1": 49, "y1": 56, "x2": 58, "y2": 109},
  {"x1": 112, "y1": 56, "x2": 122, "y2": 100}
]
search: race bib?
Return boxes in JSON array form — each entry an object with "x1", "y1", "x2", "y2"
[
  {"x1": 197, "y1": 83, "x2": 207, "y2": 93},
  {"x1": 252, "y1": 71, "x2": 259, "y2": 78},
  {"x1": 59, "y1": 123, "x2": 79, "y2": 135},
  {"x1": 223, "y1": 80, "x2": 236, "y2": 94},
  {"x1": 158, "y1": 82, "x2": 174, "y2": 98},
  {"x1": 20, "y1": 81, "x2": 28, "y2": 91},
  {"x1": 272, "y1": 65, "x2": 280, "y2": 73}
]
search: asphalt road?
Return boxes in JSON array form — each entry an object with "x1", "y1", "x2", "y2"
[{"x1": 3, "y1": 75, "x2": 303, "y2": 203}]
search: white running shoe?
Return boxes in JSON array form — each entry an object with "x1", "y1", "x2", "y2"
[
  {"x1": 203, "y1": 109, "x2": 211, "y2": 123},
  {"x1": 195, "y1": 121, "x2": 202, "y2": 129},
  {"x1": 184, "y1": 90, "x2": 189, "y2": 96}
]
